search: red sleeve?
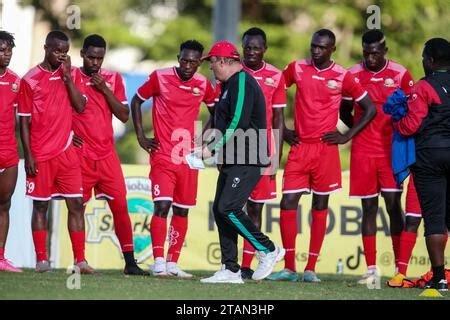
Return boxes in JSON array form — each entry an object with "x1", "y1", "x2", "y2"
[
  {"x1": 114, "y1": 73, "x2": 128, "y2": 104},
  {"x1": 282, "y1": 62, "x2": 296, "y2": 88},
  {"x1": 136, "y1": 71, "x2": 159, "y2": 100},
  {"x1": 72, "y1": 68, "x2": 87, "y2": 98},
  {"x1": 394, "y1": 80, "x2": 440, "y2": 135},
  {"x1": 13, "y1": 77, "x2": 21, "y2": 107},
  {"x1": 342, "y1": 71, "x2": 367, "y2": 101},
  {"x1": 400, "y1": 70, "x2": 414, "y2": 96},
  {"x1": 272, "y1": 73, "x2": 287, "y2": 108},
  {"x1": 203, "y1": 80, "x2": 216, "y2": 107},
  {"x1": 17, "y1": 79, "x2": 33, "y2": 116}
]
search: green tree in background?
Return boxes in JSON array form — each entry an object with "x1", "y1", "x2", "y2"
[{"x1": 21, "y1": 0, "x2": 449, "y2": 167}]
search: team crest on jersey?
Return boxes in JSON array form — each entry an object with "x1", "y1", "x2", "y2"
[
  {"x1": 264, "y1": 77, "x2": 275, "y2": 86},
  {"x1": 326, "y1": 79, "x2": 338, "y2": 89},
  {"x1": 192, "y1": 87, "x2": 201, "y2": 96},
  {"x1": 85, "y1": 177, "x2": 157, "y2": 263},
  {"x1": 384, "y1": 78, "x2": 395, "y2": 87},
  {"x1": 11, "y1": 83, "x2": 18, "y2": 92}
]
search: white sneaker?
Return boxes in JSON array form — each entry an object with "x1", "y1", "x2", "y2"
[
  {"x1": 166, "y1": 262, "x2": 193, "y2": 278},
  {"x1": 200, "y1": 265, "x2": 244, "y2": 284},
  {"x1": 357, "y1": 267, "x2": 379, "y2": 285},
  {"x1": 252, "y1": 245, "x2": 286, "y2": 281},
  {"x1": 149, "y1": 257, "x2": 168, "y2": 276}
]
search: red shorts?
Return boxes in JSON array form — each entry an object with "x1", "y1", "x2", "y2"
[
  {"x1": 350, "y1": 152, "x2": 402, "y2": 198},
  {"x1": 79, "y1": 150, "x2": 127, "y2": 204},
  {"x1": 249, "y1": 174, "x2": 277, "y2": 203},
  {"x1": 150, "y1": 154, "x2": 198, "y2": 208},
  {"x1": 26, "y1": 145, "x2": 83, "y2": 200},
  {"x1": 405, "y1": 175, "x2": 422, "y2": 217},
  {"x1": 0, "y1": 150, "x2": 19, "y2": 171},
  {"x1": 282, "y1": 142, "x2": 341, "y2": 195}
]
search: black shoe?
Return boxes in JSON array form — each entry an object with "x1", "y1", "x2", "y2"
[
  {"x1": 423, "y1": 279, "x2": 448, "y2": 292},
  {"x1": 124, "y1": 263, "x2": 150, "y2": 276},
  {"x1": 241, "y1": 267, "x2": 254, "y2": 280}
]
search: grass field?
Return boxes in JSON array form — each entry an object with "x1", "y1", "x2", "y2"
[{"x1": 0, "y1": 269, "x2": 448, "y2": 300}]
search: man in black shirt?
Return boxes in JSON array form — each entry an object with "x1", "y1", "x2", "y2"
[{"x1": 200, "y1": 41, "x2": 284, "y2": 283}]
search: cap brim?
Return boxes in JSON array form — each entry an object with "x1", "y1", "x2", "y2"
[{"x1": 201, "y1": 54, "x2": 213, "y2": 61}]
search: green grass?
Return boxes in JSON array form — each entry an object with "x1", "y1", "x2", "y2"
[{"x1": 0, "y1": 270, "x2": 448, "y2": 300}]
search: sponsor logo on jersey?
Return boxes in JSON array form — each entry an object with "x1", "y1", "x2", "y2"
[
  {"x1": 384, "y1": 78, "x2": 395, "y2": 87},
  {"x1": 264, "y1": 77, "x2": 275, "y2": 86},
  {"x1": 326, "y1": 79, "x2": 338, "y2": 89}
]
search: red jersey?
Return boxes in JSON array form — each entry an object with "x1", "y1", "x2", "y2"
[
  {"x1": 72, "y1": 68, "x2": 128, "y2": 160},
  {"x1": 242, "y1": 61, "x2": 286, "y2": 156},
  {"x1": 395, "y1": 79, "x2": 442, "y2": 136},
  {"x1": 137, "y1": 67, "x2": 216, "y2": 160},
  {"x1": 347, "y1": 60, "x2": 414, "y2": 156},
  {"x1": 283, "y1": 59, "x2": 367, "y2": 140},
  {"x1": 0, "y1": 69, "x2": 20, "y2": 164},
  {"x1": 18, "y1": 65, "x2": 78, "y2": 162}
]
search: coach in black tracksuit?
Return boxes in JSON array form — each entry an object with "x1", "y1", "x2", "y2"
[
  {"x1": 200, "y1": 41, "x2": 284, "y2": 283},
  {"x1": 395, "y1": 38, "x2": 450, "y2": 291}
]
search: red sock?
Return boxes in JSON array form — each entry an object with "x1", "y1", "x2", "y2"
[
  {"x1": 69, "y1": 231, "x2": 86, "y2": 264},
  {"x1": 150, "y1": 215, "x2": 167, "y2": 259},
  {"x1": 167, "y1": 215, "x2": 188, "y2": 263},
  {"x1": 280, "y1": 209, "x2": 298, "y2": 272},
  {"x1": 397, "y1": 231, "x2": 417, "y2": 276},
  {"x1": 108, "y1": 198, "x2": 134, "y2": 252},
  {"x1": 362, "y1": 235, "x2": 376, "y2": 268},
  {"x1": 391, "y1": 235, "x2": 401, "y2": 268},
  {"x1": 305, "y1": 209, "x2": 327, "y2": 272},
  {"x1": 32, "y1": 230, "x2": 48, "y2": 262},
  {"x1": 241, "y1": 239, "x2": 255, "y2": 269},
  {"x1": 0, "y1": 247, "x2": 4, "y2": 260}
]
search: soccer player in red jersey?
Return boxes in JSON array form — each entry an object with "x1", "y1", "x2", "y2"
[
  {"x1": 238, "y1": 27, "x2": 286, "y2": 280},
  {"x1": 269, "y1": 29, "x2": 376, "y2": 283},
  {"x1": 0, "y1": 31, "x2": 22, "y2": 273},
  {"x1": 72, "y1": 34, "x2": 149, "y2": 276},
  {"x1": 18, "y1": 31, "x2": 94, "y2": 273},
  {"x1": 131, "y1": 40, "x2": 215, "y2": 277},
  {"x1": 339, "y1": 30, "x2": 418, "y2": 284}
]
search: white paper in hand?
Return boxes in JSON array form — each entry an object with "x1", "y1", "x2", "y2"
[{"x1": 185, "y1": 152, "x2": 205, "y2": 170}]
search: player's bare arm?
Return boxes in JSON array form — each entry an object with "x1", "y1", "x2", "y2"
[
  {"x1": 339, "y1": 99, "x2": 354, "y2": 128},
  {"x1": 283, "y1": 126, "x2": 299, "y2": 146},
  {"x1": 130, "y1": 94, "x2": 160, "y2": 153},
  {"x1": 322, "y1": 94, "x2": 376, "y2": 145},
  {"x1": 19, "y1": 116, "x2": 37, "y2": 176},
  {"x1": 62, "y1": 55, "x2": 86, "y2": 113},
  {"x1": 91, "y1": 73, "x2": 129, "y2": 123}
]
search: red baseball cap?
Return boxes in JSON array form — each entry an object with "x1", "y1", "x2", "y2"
[{"x1": 202, "y1": 41, "x2": 241, "y2": 61}]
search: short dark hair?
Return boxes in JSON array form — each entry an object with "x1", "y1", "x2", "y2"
[
  {"x1": 314, "y1": 29, "x2": 336, "y2": 46},
  {"x1": 242, "y1": 27, "x2": 267, "y2": 45},
  {"x1": 362, "y1": 29, "x2": 386, "y2": 47},
  {"x1": 180, "y1": 40, "x2": 204, "y2": 55},
  {"x1": 0, "y1": 30, "x2": 15, "y2": 48},
  {"x1": 424, "y1": 38, "x2": 450, "y2": 65},
  {"x1": 45, "y1": 30, "x2": 69, "y2": 44},
  {"x1": 83, "y1": 34, "x2": 106, "y2": 50}
]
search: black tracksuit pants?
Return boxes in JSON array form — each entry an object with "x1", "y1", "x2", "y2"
[
  {"x1": 212, "y1": 165, "x2": 275, "y2": 272},
  {"x1": 411, "y1": 147, "x2": 450, "y2": 236}
]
